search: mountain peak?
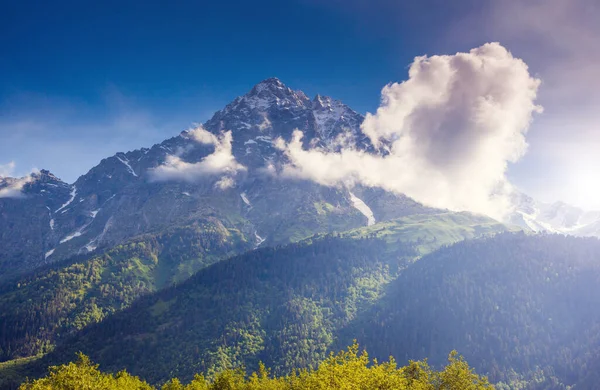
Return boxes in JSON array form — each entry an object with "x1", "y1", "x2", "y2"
[
  {"x1": 245, "y1": 77, "x2": 308, "y2": 102},
  {"x1": 255, "y1": 76, "x2": 284, "y2": 88},
  {"x1": 211, "y1": 77, "x2": 310, "y2": 115},
  {"x1": 247, "y1": 77, "x2": 288, "y2": 96},
  {"x1": 312, "y1": 94, "x2": 334, "y2": 109},
  {"x1": 29, "y1": 169, "x2": 66, "y2": 184}
]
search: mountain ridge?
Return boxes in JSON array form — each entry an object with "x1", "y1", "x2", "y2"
[
  {"x1": 2, "y1": 77, "x2": 599, "y2": 278},
  {"x1": 0, "y1": 78, "x2": 426, "y2": 278}
]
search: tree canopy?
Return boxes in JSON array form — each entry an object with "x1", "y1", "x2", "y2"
[{"x1": 20, "y1": 344, "x2": 492, "y2": 390}]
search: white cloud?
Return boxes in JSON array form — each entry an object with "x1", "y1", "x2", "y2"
[
  {"x1": 150, "y1": 126, "x2": 246, "y2": 183},
  {"x1": 188, "y1": 126, "x2": 219, "y2": 145},
  {"x1": 214, "y1": 176, "x2": 235, "y2": 190},
  {"x1": 277, "y1": 43, "x2": 541, "y2": 220},
  {"x1": 0, "y1": 162, "x2": 35, "y2": 199},
  {"x1": 0, "y1": 187, "x2": 25, "y2": 199}
]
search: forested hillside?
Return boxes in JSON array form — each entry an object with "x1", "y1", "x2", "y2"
[
  {"x1": 0, "y1": 212, "x2": 505, "y2": 366},
  {"x1": 13, "y1": 232, "x2": 600, "y2": 390},
  {"x1": 348, "y1": 233, "x2": 600, "y2": 389},
  {"x1": 0, "y1": 221, "x2": 252, "y2": 362},
  {"x1": 37, "y1": 235, "x2": 417, "y2": 384}
]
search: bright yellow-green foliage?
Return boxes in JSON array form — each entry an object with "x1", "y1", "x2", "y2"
[
  {"x1": 19, "y1": 353, "x2": 152, "y2": 390},
  {"x1": 20, "y1": 345, "x2": 492, "y2": 390}
]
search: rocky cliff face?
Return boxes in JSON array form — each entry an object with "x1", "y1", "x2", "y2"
[
  {"x1": 0, "y1": 78, "x2": 431, "y2": 277},
  {"x1": 0, "y1": 170, "x2": 72, "y2": 275}
]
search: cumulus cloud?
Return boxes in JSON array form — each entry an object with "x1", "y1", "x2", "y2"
[
  {"x1": 150, "y1": 126, "x2": 246, "y2": 185},
  {"x1": 277, "y1": 43, "x2": 541, "y2": 220}
]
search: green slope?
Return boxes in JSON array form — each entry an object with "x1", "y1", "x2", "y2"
[
  {"x1": 0, "y1": 219, "x2": 253, "y2": 363},
  {"x1": 0, "y1": 355, "x2": 42, "y2": 390},
  {"x1": 27, "y1": 212, "x2": 510, "y2": 385},
  {"x1": 347, "y1": 232, "x2": 600, "y2": 388},
  {"x1": 343, "y1": 211, "x2": 515, "y2": 254}
]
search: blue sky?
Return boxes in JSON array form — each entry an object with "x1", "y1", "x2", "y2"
[{"x1": 2, "y1": 0, "x2": 600, "y2": 208}]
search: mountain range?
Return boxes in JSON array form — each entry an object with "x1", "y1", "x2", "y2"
[
  {"x1": 0, "y1": 78, "x2": 432, "y2": 279},
  {"x1": 2, "y1": 77, "x2": 599, "y2": 279},
  {"x1": 2, "y1": 78, "x2": 600, "y2": 389}
]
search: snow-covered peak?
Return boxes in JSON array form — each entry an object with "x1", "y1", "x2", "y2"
[
  {"x1": 239, "y1": 77, "x2": 310, "y2": 111},
  {"x1": 249, "y1": 77, "x2": 286, "y2": 94},
  {"x1": 311, "y1": 94, "x2": 364, "y2": 145},
  {"x1": 201, "y1": 78, "x2": 371, "y2": 166},
  {"x1": 510, "y1": 193, "x2": 600, "y2": 238},
  {"x1": 312, "y1": 94, "x2": 334, "y2": 110}
]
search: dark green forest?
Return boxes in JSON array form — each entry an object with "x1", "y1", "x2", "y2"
[
  {"x1": 2, "y1": 218, "x2": 600, "y2": 389},
  {"x1": 2, "y1": 232, "x2": 599, "y2": 389},
  {"x1": 37, "y1": 236, "x2": 418, "y2": 384},
  {"x1": 0, "y1": 221, "x2": 251, "y2": 362},
  {"x1": 347, "y1": 233, "x2": 600, "y2": 389},
  {"x1": 0, "y1": 212, "x2": 501, "y2": 365}
]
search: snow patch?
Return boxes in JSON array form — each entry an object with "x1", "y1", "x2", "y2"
[
  {"x1": 255, "y1": 136, "x2": 272, "y2": 143},
  {"x1": 46, "y1": 206, "x2": 55, "y2": 230},
  {"x1": 349, "y1": 191, "x2": 376, "y2": 226},
  {"x1": 182, "y1": 192, "x2": 191, "y2": 197},
  {"x1": 115, "y1": 155, "x2": 138, "y2": 177},
  {"x1": 60, "y1": 231, "x2": 82, "y2": 244},
  {"x1": 45, "y1": 249, "x2": 55, "y2": 259},
  {"x1": 82, "y1": 217, "x2": 113, "y2": 253},
  {"x1": 255, "y1": 232, "x2": 266, "y2": 248},
  {"x1": 55, "y1": 186, "x2": 77, "y2": 213},
  {"x1": 59, "y1": 206, "x2": 101, "y2": 245},
  {"x1": 257, "y1": 112, "x2": 272, "y2": 131},
  {"x1": 313, "y1": 96, "x2": 348, "y2": 140},
  {"x1": 240, "y1": 192, "x2": 251, "y2": 206}
]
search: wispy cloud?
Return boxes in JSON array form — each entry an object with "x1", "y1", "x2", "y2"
[
  {"x1": 276, "y1": 43, "x2": 541, "y2": 219},
  {"x1": 150, "y1": 126, "x2": 246, "y2": 187},
  {"x1": 0, "y1": 162, "x2": 35, "y2": 199},
  {"x1": 0, "y1": 88, "x2": 190, "y2": 183},
  {"x1": 0, "y1": 161, "x2": 16, "y2": 177}
]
